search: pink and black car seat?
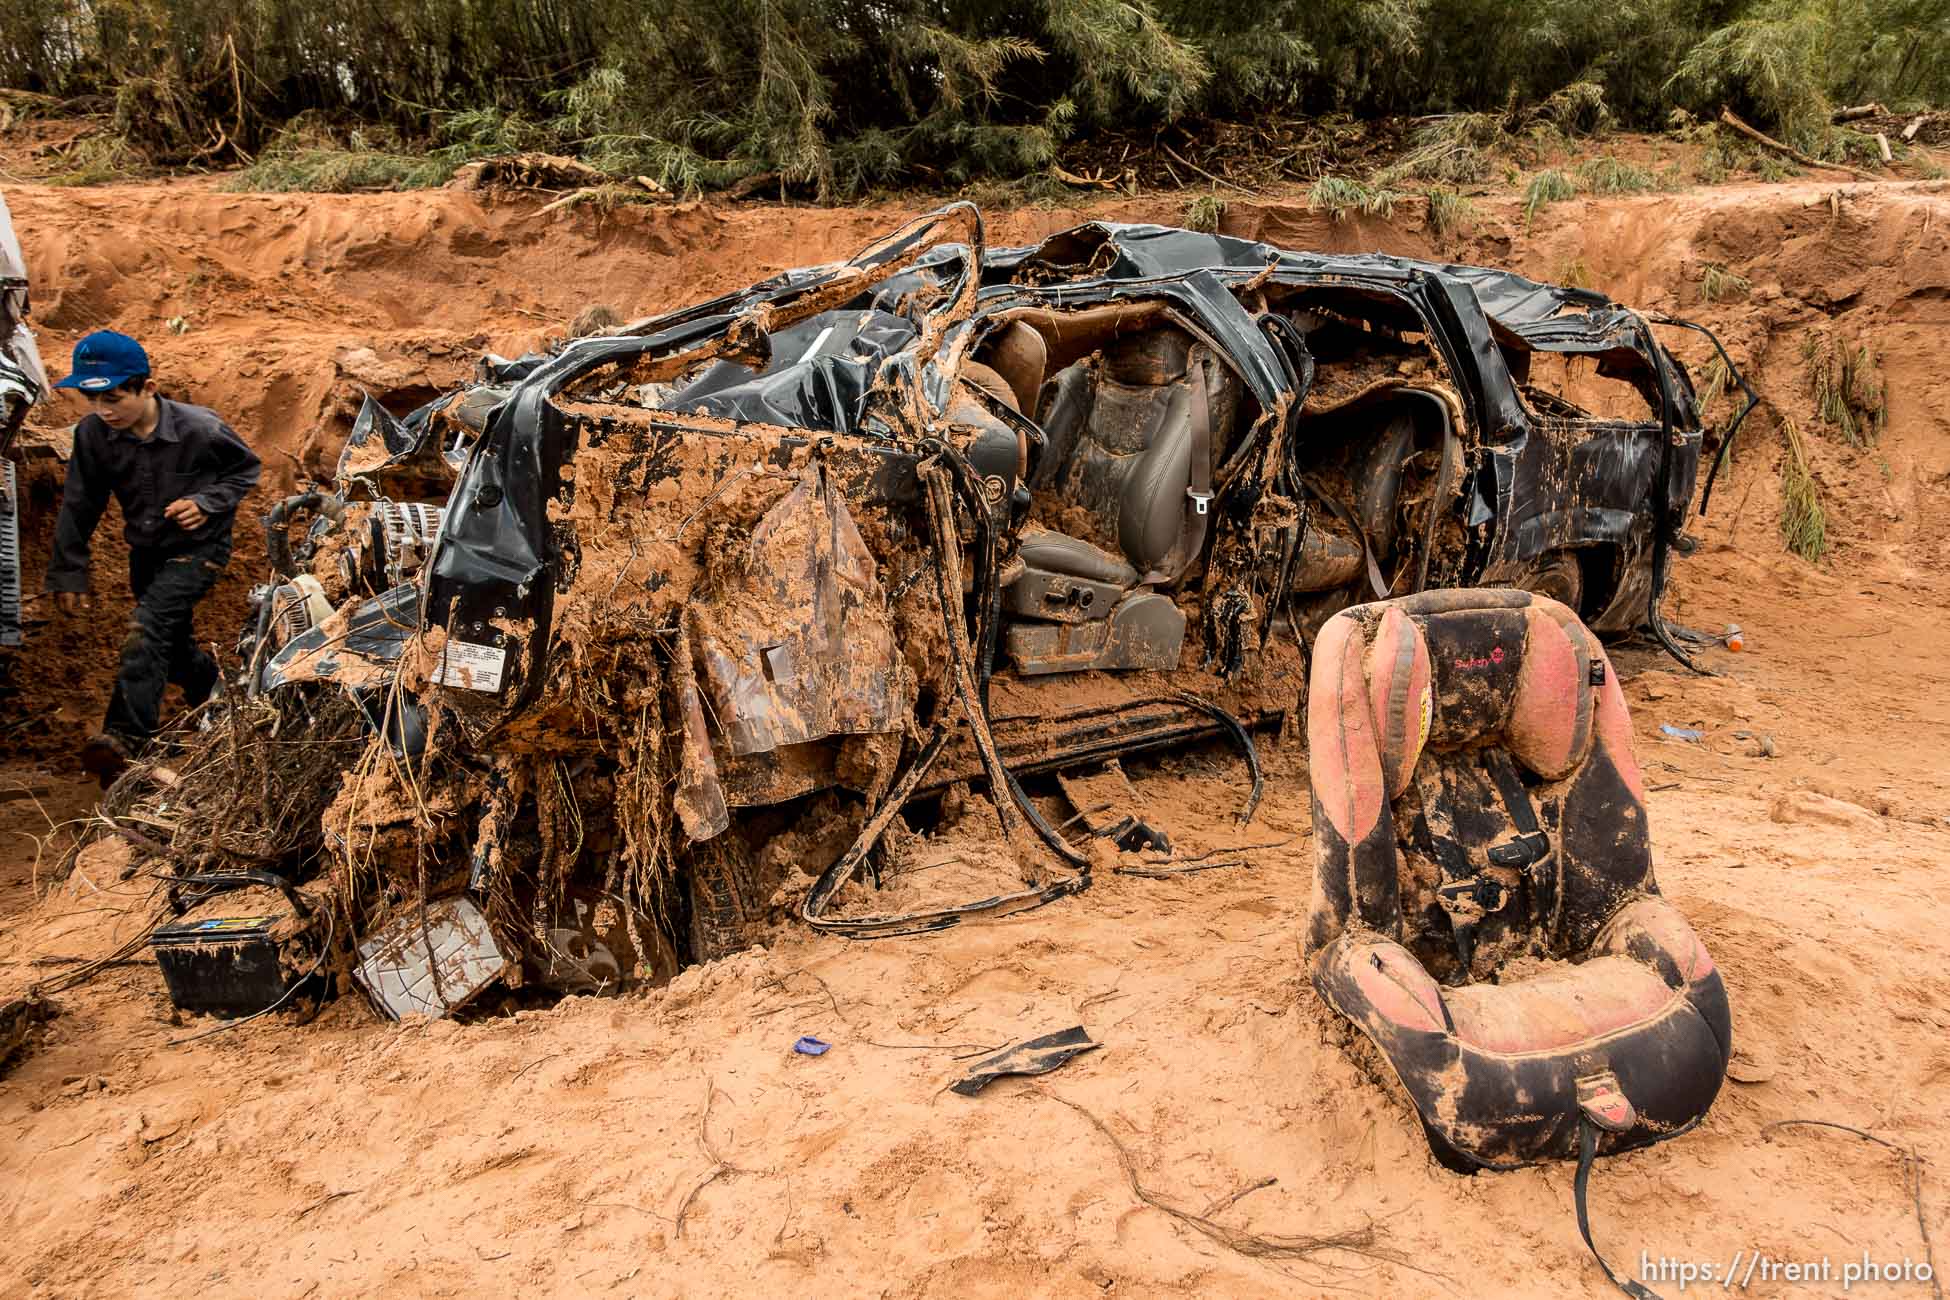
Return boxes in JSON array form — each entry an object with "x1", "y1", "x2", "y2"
[{"x1": 1305, "y1": 590, "x2": 1731, "y2": 1177}]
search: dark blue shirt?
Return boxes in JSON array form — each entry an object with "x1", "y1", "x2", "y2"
[{"x1": 45, "y1": 397, "x2": 261, "y2": 593}]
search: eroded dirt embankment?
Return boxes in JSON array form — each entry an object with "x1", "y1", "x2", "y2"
[
  {"x1": 7, "y1": 177, "x2": 1949, "y2": 759},
  {"x1": 1, "y1": 179, "x2": 1947, "y2": 1299}
]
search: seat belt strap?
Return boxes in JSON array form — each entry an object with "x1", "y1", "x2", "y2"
[
  {"x1": 1298, "y1": 471, "x2": 1389, "y2": 599},
  {"x1": 1172, "y1": 349, "x2": 1214, "y2": 585},
  {"x1": 1484, "y1": 747, "x2": 1555, "y2": 937},
  {"x1": 1576, "y1": 1114, "x2": 1663, "y2": 1300}
]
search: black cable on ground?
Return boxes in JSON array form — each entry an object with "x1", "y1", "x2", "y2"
[{"x1": 1164, "y1": 690, "x2": 1263, "y2": 824}]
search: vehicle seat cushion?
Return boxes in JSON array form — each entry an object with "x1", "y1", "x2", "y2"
[
  {"x1": 1313, "y1": 911, "x2": 1732, "y2": 1168},
  {"x1": 1362, "y1": 604, "x2": 1433, "y2": 800},
  {"x1": 1380, "y1": 897, "x2": 1717, "y2": 1058},
  {"x1": 1307, "y1": 590, "x2": 1647, "y2": 955},
  {"x1": 1116, "y1": 384, "x2": 1193, "y2": 574},
  {"x1": 1017, "y1": 528, "x2": 1139, "y2": 588},
  {"x1": 1350, "y1": 594, "x2": 1600, "y2": 782},
  {"x1": 1419, "y1": 607, "x2": 1529, "y2": 748},
  {"x1": 1506, "y1": 604, "x2": 1599, "y2": 780},
  {"x1": 1440, "y1": 956, "x2": 1679, "y2": 1054}
]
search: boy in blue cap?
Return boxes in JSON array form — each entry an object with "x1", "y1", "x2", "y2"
[{"x1": 44, "y1": 330, "x2": 261, "y2": 782}]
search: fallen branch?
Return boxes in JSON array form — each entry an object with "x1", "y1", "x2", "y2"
[
  {"x1": 538, "y1": 186, "x2": 602, "y2": 216},
  {"x1": 673, "y1": 1079, "x2": 742, "y2": 1237},
  {"x1": 1138, "y1": 837, "x2": 1296, "y2": 868},
  {"x1": 1051, "y1": 163, "x2": 1115, "y2": 191},
  {"x1": 1043, "y1": 1091, "x2": 1412, "y2": 1270},
  {"x1": 1902, "y1": 115, "x2": 1930, "y2": 143},
  {"x1": 1762, "y1": 1120, "x2": 1941, "y2": 1300},
  {"x1": 1718, "y1": 108, "x2": 1883, "y2": 182},
  {"x1": 293, "y1": 1188, "x2": 359, "y2": 1221},
  {"x1": 1162, "y1": 141, "x2": 1256, "y2": 196},
  {"x1": 1831, "y1": 103, "x2": 1886, "y2": 123},
  {"x1": 1114, "y1": 859, "x2": 1249, "y2": 879},
  {"x1": 1202, "y1": 1175, "x2": 1278, "y2": 1218}
]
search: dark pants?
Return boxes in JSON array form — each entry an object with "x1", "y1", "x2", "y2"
[{"x1": 105, "y1": 536, "x2": 231, "y2": 744}]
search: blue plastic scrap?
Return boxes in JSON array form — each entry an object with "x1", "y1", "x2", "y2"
[{"x1": 793, "y1": 1035, "x2": 830, "y2": 1056}]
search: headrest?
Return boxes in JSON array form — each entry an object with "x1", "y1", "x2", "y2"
[{"x1": 1347, "y1": 590, "x2": 1599, "y2": 784}]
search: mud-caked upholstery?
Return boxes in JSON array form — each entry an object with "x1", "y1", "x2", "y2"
[{"x1": 1305, "y1": 589, "x2": 1731, "y2": 1170}]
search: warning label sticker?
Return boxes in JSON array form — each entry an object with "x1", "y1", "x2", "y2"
[{"x1": 432, "y1": 639, "x2": 507, "y2": 693}]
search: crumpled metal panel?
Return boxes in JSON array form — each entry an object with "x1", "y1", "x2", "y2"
[
  {"x1": 690, "y1": 465, "x2": 906, "y2": 758},
  {"x1": 0, "y1": 192, "x2": 48, "y2": 406},
  {"x1": 673, "y1": 309, "x2": 917, "y2": 428},
  {"x1": 672, "y1": 627, "x2": 731, "y2": 843},
  {"x1": 392, "y1": 203, "x2": 1717, "y2": 735},
  {"x1": 353, "y1": 895, "x2": 510, "y2": 1019}
]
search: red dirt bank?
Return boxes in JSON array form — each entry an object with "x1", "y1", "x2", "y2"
[{"x1": 0, "y1": 176, "x2": 1946, "y2": 1298}]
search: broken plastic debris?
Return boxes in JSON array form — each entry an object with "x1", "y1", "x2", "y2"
[
  {"x1": 793, "y1": 1035, "x2": 830, "y2": 1056},
  {"x1": 1658, "y1": 724, "x2": 1704, "y2": 743},
  {"x1": 353, "y1": 895, "x2": 510, "y2": 1020},
  {"x1": 1730, "y1": 729, "x2": 1778, "y2": 758},
  {"x1": 950, "y1": 1025, "x2": 1100, "y2": 1096}
]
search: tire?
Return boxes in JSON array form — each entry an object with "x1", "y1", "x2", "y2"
[
  {"x1": 1516, "y1": 551, "x2": 1584, "y2": 614},
  {"x1": 686, "y1": 829, "x2": 763, "y2": 965}
]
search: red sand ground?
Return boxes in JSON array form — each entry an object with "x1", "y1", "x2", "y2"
[{"x1": 0, "y1": 171, "x2": 1947, "y2": 1298}]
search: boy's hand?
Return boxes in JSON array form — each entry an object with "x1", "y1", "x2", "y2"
[
  {"x1": 163, "y1": 497, "x2": 208, "y2": 530},
  {"x1": 53, "y1": 592, "x2": 86, "y2": 616}
]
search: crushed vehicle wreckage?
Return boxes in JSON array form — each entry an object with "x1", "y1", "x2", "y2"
[
  {"x1": 0, "y1": 191, "x2": 47, "y2": 650},
  {"x1": 83, "y1": 204, "x2": 1754, "y2": 1024}
]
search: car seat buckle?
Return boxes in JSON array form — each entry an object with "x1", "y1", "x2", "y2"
[{"x1": 1575, "y1": 1069, "x2": 1637, "y2": 1133}]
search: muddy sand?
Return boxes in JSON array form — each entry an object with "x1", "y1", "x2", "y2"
[{"x1": 1, "y1": 175, "x2": 1948, "y2": 1298}]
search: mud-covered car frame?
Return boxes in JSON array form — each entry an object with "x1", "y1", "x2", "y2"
[
  {"x1": 1, "y1": 191, "x2": 49, "y2": 649},
  {"x1": 239, "y1": 204, "x2": 1750, "y2": 983}
]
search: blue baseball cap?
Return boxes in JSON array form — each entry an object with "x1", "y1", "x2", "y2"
[{"x1": 54, "y1": 330, "x2": 150, "y2": 393}]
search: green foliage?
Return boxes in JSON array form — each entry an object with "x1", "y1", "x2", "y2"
[
  {"x1": 1803, "y1": 329, "x2": 1886, "y2": 446},
  {"x1": 1699, "y1": 263, "x2": 1752, "y2": 302},
  {"x1": 1667, "y1": 0, "x2": 1950, "y2": 148},
  {"x1": 225, "y1": 143, "x2": 454, "y2": 192},
  {"x1": 1309, "y1": 175, "x2": 1401, "y2": 220},
  {"x1": 1185, "y1": 193, "x2": 1226, "y2": 232},
  {"x1": 1523, "y1": 169, "x2": 1578, "y2": 225},
  {"x1": 44, "y1": 130, "x2": 143, "y2": 186},
  {"x1": 1377, "y1": 113, "x2": 1504, "y2": 185},
  {"x1": 1574, "y1": 155, "x2": 1664, "y2": 194},
  {"x1": 1778, "y1": 415, "x2": 1827, "y2": 563},
  {"x1": 5, "y1": 0, "x2": 1950, "y2": 194},
  {"x1": 1425, "y1": 186, "x2": 1478, "y2": 238}
]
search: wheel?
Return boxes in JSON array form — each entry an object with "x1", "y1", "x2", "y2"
[
  {"x1": 1516, "y1": 551, "x2": 1584, "y2": 614},
  {"x1": 686, "y1": 827, "x2": 763, "y2": 965}
]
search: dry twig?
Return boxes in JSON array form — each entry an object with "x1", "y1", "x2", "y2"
[
  {"x1": 1763, "y1": 1120, "x2": 1941, "y2": 1300},
  {"x1": 673, "y1": 1079, "x2": 741, "y2": 1237},
  {"x1": 1042, "y1": 1092, "x2": 1410, "y2": 1270}
]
